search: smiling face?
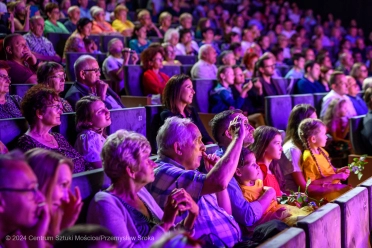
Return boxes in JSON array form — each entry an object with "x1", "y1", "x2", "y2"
[
  {"x1": 89, "y1": 100, "x2": 112, "y2": 129},
  {"x1": 47, "y1": 70, "x2": 66, "y2": 94},
  {"x1": 229, "y1": 113, "x2": 255, "y2": 146},
  {"x1": 179, "y1": 79, "x2": 195, "y2": 105},
  {"x1": 40, "y1": 100, "x2": 63, "y2": 127},
  {"x1": 0, "y1": 68, "x2": 11, "y2": 94},
  {"x1": 80, "y1": 22, "x2": 92, "y2": 37},
  {"x1": 180, "y1": 124, "x2": 206, "y2": 170},
  {"x1": 133, "y1": 147, "x2": 155, "y2": 185},
  {"x1": 6, "y1": 35, "x2": 30, "y2": 61},
  {"x1": 50, "y1": 163, "x2": 72, "y2": 211},
  {"x1": 264, "y1": 134, "x2": 283, "y2": 160},
  {"x1": 150, "y1": 52, "x2": 164, "y2": 70}
]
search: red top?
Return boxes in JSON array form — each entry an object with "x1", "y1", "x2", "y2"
[
  {"x1": 259, "y1": 163, "x2": 282, "y2": 196},
  {"x1": 142, "y1": 69, "x2": 170, "y2": 95}
]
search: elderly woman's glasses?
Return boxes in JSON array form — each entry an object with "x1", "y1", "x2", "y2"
[
  {"x1": 47, "y1": 104, "x2": 63, "y2": 111},
  {"x1": 0, "y1": 73, "x2": 11, "y2": 82},
  {"x1": 48, "y1": 73, "x2": 66, "y2": 81},
  {"x1": 0, "y1": 184, "x2": 39, "y2": 200},
  {"x1": 83, "y1": 68, "x2": 101, "y2": 73}
]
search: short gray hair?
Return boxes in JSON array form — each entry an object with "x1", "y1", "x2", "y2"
[
  {"x1": 30, "y1": 15, "x2": 44, "y2": 25},
  {"x1": 363, "y1": 77, "x2": 372, "y2": 91},
  {"x1": 156, "y1": 117, "x2": 195, "y2": 156},
  {"x1": 101, "y1": 130, "x2": 151, "y2": 183},
  {"x1": 74, "y1": 55, "x2": 97, "y2": 78},
  {"x1": 164, "y1": 28, "x2": 179, "y2": 43},
  {"x1": 107, "y1": 38, "x2": 122, "y2": 54},
  {"x1": 67, "y1": 6, "x2": 79, "y2": 16},
  {"x1": 198, "y1": 44, "x2": 213, "y2": 60}
]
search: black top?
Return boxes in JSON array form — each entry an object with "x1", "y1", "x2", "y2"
[{"x1": 160, "y1": 106, "x2": 214, "y2": 144}]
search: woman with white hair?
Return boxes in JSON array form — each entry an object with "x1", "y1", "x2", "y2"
[
  {"x1": 87, "y1": 130, "x2": 199, "y2": 248},
  {"x1": 164, "y1": 28, "x2": 183, "y2": 56},
  {"x1": 91, "y1": 7, "x2": 118, "y2": 35}
]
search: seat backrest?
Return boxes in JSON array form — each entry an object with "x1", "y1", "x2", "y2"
[
  {"x1": 359, "y1": 177, "x2": 372, "y2": 231},
  {"x1": 45, "y1": 32, "x2": 71, "y2": 57},
  {"x1": 124, "y1": 65, "x2": 143, "y2": 96},
  {"x1": 159, "y1": 65, "x2": 181, "y2": 78},
  {"x1": 148, "y1": 36, "x2": 162, "y2": 43},
  {"x1": 297, "y1": 203, "x2": 341, "y2": 247},
  {"x1": 96, "y1": 53, "x2": 107, "y2": 69},
  {"x1": 71, "y1": 168, "x2": 111, "y2": 223},
  {"x1": 107, "y1": 107, "x2": 146, "y2": 136},
  {"x1": 273, "y1": 78, "x2": 288, "y2": 95},
  {"x1": 287, "y1": 78, "x2": 300, "y2": 95},
  {"x1": 192, "y1": 79, "x2": 216, "y2": 113},
  {"x1": 291, "y1": 94, "x2": 315, "y2": 107},
  {"x1": 145, "y1": 105, "x2": 164, "y2": 154},
  {"x1": 258, "y1": 228, "x2": 306, "y2": 248},
  {"x1": 313, "y1": 93, "x2": 327, "y2": 117},
  {"x1": 100, "y1": 35, "x2": 125, "y2": 53},
  {"x1": 65, "y1": 52, "x2": 97, "y2": 81},
  {"x1": 52, "y1": 112, "x2": 77, "y2": 145},
  {"x1": 0, "y1": 117, "x2": 28, "y2": 149},
  {"x1": 10, "y1": 84, "x2": 34, "y2": 98},
  {"x1": 349, "y1": 115, "x2": 367, "y2": 154},
  {"x1": 175, "y1": 55, "x2": 197, "y2": 65},
  {"x1": 87, "y1": 35, "x2": 101, "y2": 49},
  {"x1": 181, "y1": 65, "x2": 193, "y2": 76},
  {"x1": 61, "y1": 82, "x2": 74, "y2": 98},
  {"x1": 265, "y1": 95, "x2": 292, "y2": 130},
  {"x1": 333, "y1": 187, "x2": 369, "y2": 248}
]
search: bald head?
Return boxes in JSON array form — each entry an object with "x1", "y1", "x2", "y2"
[{"x1": 74, "y1": 55, "x2": 97, "y2": 80}]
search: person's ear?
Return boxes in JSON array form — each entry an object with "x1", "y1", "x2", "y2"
[
  {"x1": 125, "y1": 165, "x2": 136, "y2": 179},
  {"x1": 35, "y1": 109, "x2": 43, "y2": 120},
  {"x1": 5, "y1": 46, "x2": 12, "y2": 55},
  {"x1": 224, "y1": 129, "x2": 232, "y2": 139},
  {"x1": 310, "y1": 135, "x2": 316, "y2": 144},
  {"x1": 235, "y1": 168, "x2": 242, "y2": 177},
  {"x1": 79, "y1": 70, "x2": 85, "y2": 80},
  {"x1": 173, "y1": 142, "x2": 183, "y2": 156}
]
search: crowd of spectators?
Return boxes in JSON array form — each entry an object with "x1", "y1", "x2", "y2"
[{"x1": 0, "y1": 0, "x2": 372, "y2": 247}]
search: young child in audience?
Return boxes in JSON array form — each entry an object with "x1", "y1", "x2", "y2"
[
  {"x1": 250, "y1": 126, "x2": 285, "y2": 196},
  {"x1": 323, "y1": 98, "x2": 351, "y2": 158},
  {"x1": 209, "y1": 65, "x2": 250, "y2": 113},
  {"x1": 74, "y1": 96, "x2": 111, "y2": 169},
  {"x1": 235, "y1": 148, "x2": 312, "y2": 231},
  {"x1": 84, "y1": 38, "x2": 100, "y2": 54},
  {"x1": 298, "y1": 118, "x2": 351, "y2": 201}
]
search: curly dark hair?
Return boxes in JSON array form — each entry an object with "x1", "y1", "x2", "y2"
[
  {"x1": 140, "y1": 46, "x2": 164, "y2": 70},
  {"x1": 21, "y1": 84, "x2": 60, "y2": 126},
  {"x1": 45, "y1": 2, "x2": 59, "y2": 15},
  {"x1": 37, "y1": 62, "x2": 64, "y2": 84}
]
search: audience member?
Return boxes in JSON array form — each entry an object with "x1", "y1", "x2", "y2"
[
  {"x1": 96, "y1": 0, "x2": 110, "y2": 21},
  {"x1": 18, "y1": 85, "x2": 87, "y2": 173},
  {"x1": 350, "y1": 62, "x2": 368, "y2": 90},
  {"x1": 75, "y1": 96, "x2": 111, "y2": 169},
  {"x1": 320, "y1": 71, "x2": 356, "y2": 118},
  {"x1": 44, "y1": 3, "x2": 69, "y2": 34},
  {"x1": 63, "y1": 18, "x2": 92, "y2": 59},
  {"x1": 60, "y1": 0, "x2": 71, "y2": 18},
  {"x1": 148, "y1": 116, "x2": 244, "y2": 247},
  {"x1": 137, "y1": 9, "x2": 163, "y2": 38},
  {"x1": 37, "y1": 62, "x2": 73, "y2": 112},
  {"x1": 162, "y1": 43, "x2": 181, "y2": 65},
  {"x1": 25, "y1": 148, "x2": 83, "y2": 240},
  {"x1": 209, "y1": 65, "x2": 248, "y2": 113},
  {"x1": 242, "y1": 52, "x2": 259, "y2": 79},
  {"x1": 64, "y1": 6, "x2": 80, "y2": 33},
  {"x1": 91, "y1": 7, "x2": 117, "y2": 35},
  {"x1": 65, "y1": 55, "x2": 124, "y2": 110},
  {"x1": 285, "y1": 53, "x2": 305, "y2": 79},
  {"x1": 361, "y1": 88, "x2": 372, "y2": 155},
  {"x1": 346, "y1": 76, "x2": 368, "y2": 115},
  {"x1": 195, "y1": 17, "x2": 210, "y2": 39},
  {"x1": 0, "y1": 151, "x2": 48, "y2": 248},
  {"x1": 87, "y1": 130, "x2": 199, "y2": 247},
  {"x1": 164, "y1": 28, "x2": 182, "y2": 55},
  {"x1": 241, "y1": 28, "x2": 256, "y2": 54},
  {"x1": 176, "y1": 29, "x2": 199, "y2": 56},
  {"x1": 191, "y1": 44, "x2": 217, "y2": 79},
  {"x1": 24, "y1": 16, "x2": 62, "y2": 63},
  {"x1": 112, "y1": 5, "x2": 134, "y2": 37},
  {"x1": 151, "y1": 231, "x2": 203, "y2": 248},
  {"x1": 295, "y1": 61, "x2": 325, "y2": 94},
  {"x1": 336, "y1": 52, "x2": 354, "y2": 75},
  {"x1": 0, "y1": 61, "x2": 22, "y2": 119},
  {"x1": 78, "y1": 0, "x2": 91, "y2": 19},
  {"x1": 102, "y1": 38, "x2": 139, "y2": 93},
  {"x1": 54, "y1": 224, "x2": 118, "y2": 248},
  {"x1": 199, "y1": 27, "x2": 221, "y2": 55},
  {"x1": 141, "y1": 46, "x2": 169, "y2": 95},
  {"x1": 218, "y1": 50, "x2": 236, "y2": 66},
  {"x1": 158, "y1": 11, "x2": 172, "y2": 36},
  {"x1": 319, "y1": 66, "x2": 333, "y2": 92},
  {"x1": 4, "y1": 33, "x2": 38, "y2": 84},
  {"x1": 177, "y1": 13, "x2": 194, "y2": 36},
  {"x1": 129, "y1": 24, "x2": 151, "y2": 54},
  {"x1": 12, "y1": 1, "x2": 30, "y2": 32},
  {"x1": 160, "y1": 74, "x2": 213, "y2": 144}
]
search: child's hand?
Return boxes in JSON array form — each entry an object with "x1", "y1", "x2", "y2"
[
  {"x1": 336, "y1": 172, "x2": 350, "y2": 181},
  {"x1": 263, "y1": 186, "x2": 276, "y2": 201}
]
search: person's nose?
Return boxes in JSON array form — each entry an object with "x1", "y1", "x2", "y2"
[{"x1": 62, "y1": 189, "x2": 70, "y2": 203}]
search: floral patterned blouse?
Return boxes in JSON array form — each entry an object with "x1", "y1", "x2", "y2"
[
  {"x1": 0, "y1": 94, "x2": 22, "y2": 119},
  {"x1": 61, "y1": 97, "x2": 73, "y2": 113},
  {"x1": 17, "y1": 132, "x2": 88, "y2": 173},
  {"x1": 63, "y1": 33, "x2": 86, "y2": 59}
]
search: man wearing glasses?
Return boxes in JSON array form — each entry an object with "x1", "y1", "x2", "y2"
[
  {"x1": 65, "y1": 55, "x2": 124, "y2": 110},
  {"x1": 3, "y1": 34, "x2": 38, "y2": 84},
  {"x1": 0, "y1": 151, "x2": 48, "y2": 248}
]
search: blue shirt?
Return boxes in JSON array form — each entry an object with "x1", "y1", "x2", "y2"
[
  {"x1": 129, "y1": 39, "x2": 151, "y2": 54},
  {"x1": 209, "y1": 83, "x2": 245, "y2": 113},
  {"x1": 284, "y1": 68, "x2": 304, "y2": 79},
  {"x1": 79, "y1": 7, "x2": 92, "y2": 19},
  {"x1": 295, "y1": 77, "x2": 326, "y2": 94},
  {"x1": 348, "y1": 95, "x2": 368, "y2": 115}
]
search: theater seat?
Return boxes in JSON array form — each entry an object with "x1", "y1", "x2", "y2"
[
  {"x1": 359, "y1": 177, "x2": 372, "y2": 231},
  {"x1": 258, "y1": 228, "x2": 306, "y2": 248},
  {"x1": 333, "y1": 187, "x2": 369, "y2": 248},
  {"x1": 192, "y1": 79, "x2": 216, "y2": 113},
  {"x1": 175, "y1": 55, "x2": 197, "y2": 64},
  {"x1": 313, "y1": 93, "x2": 327, "y2": 117},
  {"x1": 0, "y1": 117, "x2": 28, "y2": 150},
  {"x1": 159, "y1": 65, "x2": 181, "y2": 78},
  {"x1": 291, "y1": 94, "x2": 315, "y2": 107},
  {"x1": 297, "y1": 203, "x2": 341, "y2": 247},
  {"x1": 107, "y1": 107, "x2": 147, "y2": 137},
  {"x1": 265, "y1": 95, "x2": 292, "y2": 130},
  {"x1": 349, "y1": 115, "x2": 367, "y2": 154},
  {"x1": 10, "y1": 84, "x2": 34, "y2": 98},
  {"x1": 45, "y1": 32, "x2": 71, "y2": 58},
  {"x1": 52, "y1": 112, "x2": 77, "y2": 145},
  {"x1": 145, "y1": 105, "x2": 164, "y2": 154}
]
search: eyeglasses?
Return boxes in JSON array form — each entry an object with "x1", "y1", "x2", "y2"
[
  {"x1": 153, "y1": 57, "x2": 164, "y2": 62},
  {"x1": 48, "y1": 73, "x2": 66, "y2": 81},
  {"x1": 83, "y1": 68, "x2": 100, "y2": 73},
  {"x1": 0, "y1": 184, "x2": 39, "y2": 199},
  {"x1": 0, "y1": 73, "x2": 11, "y2": 82},
  {"x1": 47, "y1": 104, "x2": 63, "y2": 111},
  {"x1": 264, "y1": 64, "x2": 275, "y2": 68}
]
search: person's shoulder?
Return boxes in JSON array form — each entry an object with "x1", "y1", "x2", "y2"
[{"x1": 160, "y1": 109, "x2": 174, "y2": 120}]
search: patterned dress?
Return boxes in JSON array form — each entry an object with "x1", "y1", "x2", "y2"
[
  {"x1": 17, "y1": 132, "x2": 88, "y2": 173},
  {"x1": 0, "y1": 94, "x2": 22, "y2": 119}
]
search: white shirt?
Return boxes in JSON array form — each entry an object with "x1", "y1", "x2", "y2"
[
  {"x1": 102, "y1": 55, "x2": 124, "y2": 91},
  {"x1": 191, "y1": 59, "x2": 217, "y2": 79},
  {"x1": 282, "y1": 140, "x2": 303, "y2": 192},
  {"x1": 175, "y1": 41, "x2": 199, "y2": 56}
]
